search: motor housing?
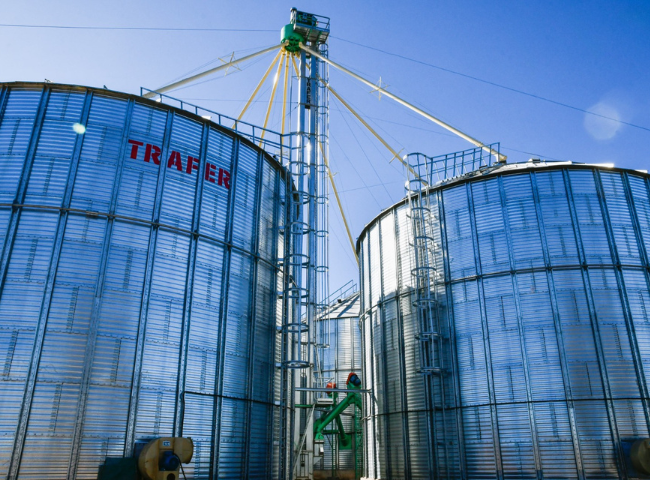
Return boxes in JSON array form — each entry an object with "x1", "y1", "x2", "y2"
[{"x1": 138, "y1": 437, "x2": 194, "y2": 480}]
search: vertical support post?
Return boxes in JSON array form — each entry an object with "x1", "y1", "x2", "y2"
[
  {"x1": 291, "y1": 46, "x2": 309, "y2": 480},
  {"x1": 562, "y1": 169, "x2": 626, "y2": 477},
  {"x1": 316, "y1": 42, "x2": 331, "y2": 358},
  {"x1": 174, "y1": 121, "x2": 210, "y2": 438},
  {"x1": 287, "y1": 44, "x2": 319, "y2": 480},
  {"x1": 123, "y1": 110, "x2": 175, "y2": 457},
  {"x1": 242, "y1": 149, "x2": 267, "y2": 480},
  {"x1": 281, "y1": 16, "x2": 330, "y2": 480},
  {"x1": 8, "y1": 88, "x2": 91, "y2": 479},
  {"x1": 496, "y1": 175, "x2": 543, "y2": 479},
  {"x1": 437, "y1": 192, "x2": 468, "y2": 480},
  {"x1": 465, "y1": 181, "x2": 504, "y2": 480},
  {"x1": 529, "y1": 171, "x2": 585, "y2": 479},
  {"x1": 211, "y1": 136, "x2": 241, "y2": 476}
]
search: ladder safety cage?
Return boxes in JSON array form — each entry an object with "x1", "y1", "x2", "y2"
[
  {"x1": 403, "y1": 143, "x2": 501, "y2": 478},
  {"x1": 405, "y1": 152, "x2": 446, "y2": 479}
]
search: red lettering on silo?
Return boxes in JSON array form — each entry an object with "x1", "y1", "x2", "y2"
[
  {"x1": 167, "y1": 151, "x2": 183, "y2": 171},
  {"x1": 128, "y1": 140, "x2": 144, "y2": 159},
  {"x1": 127, "y1": 139, "x2": 229, "y2": 190},
  {"x1": 205, "y1": 163, "x2": 216, "y2": 183},
  {"x1": 186, "y1": 156, "x2": 199, "y2": 174},
  {"x1": 218, "y1": 168, "x2": 231, "y2": 189},
  {"x1": 145, "y1": 143, "x2": 161, "y2": 165}
]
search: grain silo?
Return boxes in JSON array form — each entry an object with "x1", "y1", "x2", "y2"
[
  {"x1": 358, "y1": 156, "x2": 650, "y2": 479},
  {"x1": 314, "y1": 290, "x2": 362, "y2": 479},
  {"x1": 0, "y1": 82, "x2": 288, "y2": 479}
]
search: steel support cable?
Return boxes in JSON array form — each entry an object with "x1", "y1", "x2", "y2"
[
  {"x1": 354, "y1": 114, "x2": 568, "y2": 161},
  {"x1": 259, "y1": 51, "x2": 286, "y2": 146},
  {"x1": 157, "y1": 54, "x2": 273, "y2": 94},
  {"x1": 301, "y1": 44, "x2": 506, "y2": 163},
  {"x1": 318, "y1": 141, "x2": 359, "y2": 265},
  {"x1": 320, "y1": 76, "x2": 425, "y2": 185},
  {"x1": 233, "y1": 49, "x2": 283, "y2": 128},
  {"x1": 331, "y1": 133, "x2": 382, "y2": 214},
  {"x1": 0, "y1": 23, "x2": 275, "y2": 32},
  {"x1": 328, "y1": 108, "x2": 385, "y2": 210},
  {"x1": 333, "y1": 86, "x2": 408, "y2": 180},
  {"x1": 331, "y1": 96, "x2": 397, "y2": 203},
  {"x1": 332, "y1": 35, "x2": 650, "y2": 134},
  {"x1": 142, "y1": 43, "x2": 282, "y2": 98},
  {"x1": 331, "y1": 225, "x2": 358, "y2": 269}
]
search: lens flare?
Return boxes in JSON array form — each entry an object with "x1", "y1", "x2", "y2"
[{"x1": 584, "y1": 103, "x2": 621, "y2": 140}]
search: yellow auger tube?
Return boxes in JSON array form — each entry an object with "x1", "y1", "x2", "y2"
[
  {"x1": 234, "y1": 49, "x2": 283, "y2": 128},
  {"x1": 259, "y1": 51, "x2": 286, "y2": 146},
  {"x1": 322, "y1": 77, "x2": 425, "y2": 185},
  {"x1": 281, "y1": 52, "x2": 290, "y2": 135},
  {"x1": 291, "y1": 55, "x2": 300, "y2": 78},
  {"x1": 319, "y1": 141, "x2": 359, "y2": 265}
]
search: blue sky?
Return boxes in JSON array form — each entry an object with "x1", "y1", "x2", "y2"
[{"x1": 2, "y1": 0, "x2": 649, "y2": 292}]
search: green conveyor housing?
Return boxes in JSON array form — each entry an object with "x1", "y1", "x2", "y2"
[{"x1": 313, "y1": 384, "x2": 362, "y2": 450}]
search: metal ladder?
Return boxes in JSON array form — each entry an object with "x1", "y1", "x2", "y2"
[
  {"x1": 405, "y1": 154, "x2": 449, "y2": 478},
  {"x1": 405, "y1": 159, "x2": 442, "y2": 375}
]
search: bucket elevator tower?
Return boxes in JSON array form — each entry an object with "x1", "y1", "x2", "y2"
[{"x1": 278, "y1": 9, "x2": 332, "y2": 480}]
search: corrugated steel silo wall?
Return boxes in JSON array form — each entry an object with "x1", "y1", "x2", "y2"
[
  {"x1": 359, "y1": 165, "x2": 650, "y2": 479},
  {"x1": 0, "y1": 83, "x2": 287, "y2": 479},
  {"x1": 316, "y1": 293, "x2": 362, "y2": 472}
]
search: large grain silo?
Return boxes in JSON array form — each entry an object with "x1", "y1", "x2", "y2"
[
  {"x1": 0, "y1": 82, "x2": 288, "y2": 479},
  {"x1": 358, "y1": 159, "x2": 650, "y2": 479}
]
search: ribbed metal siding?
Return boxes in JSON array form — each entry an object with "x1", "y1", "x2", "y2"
[
  {"x1": 359, "y1": 164, "x2": 650, "y2": 479},
  {"x1": 360, "y1": 206, "x2": 448, "y2": 480},
  {"x1": 316, "y1": 293, "x2": 361, "y2": 471},
  {"x1": 0, "y1": 83, "x2": 287, "y2": 480}
]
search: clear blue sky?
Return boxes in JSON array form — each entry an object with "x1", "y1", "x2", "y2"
[{"x1": 2, "y1": 0, "x2": 649, "y2": 292}]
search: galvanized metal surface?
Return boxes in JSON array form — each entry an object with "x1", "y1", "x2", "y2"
[
  {"x1": 315, "y1": 292, "x2": 361, "y2": 472},
  {"x1": 358, "y1": 162, "x2": 650, "y2": 479},
  {"x1": 0, "y1": 82, "x2": 288, "y2": 479}
]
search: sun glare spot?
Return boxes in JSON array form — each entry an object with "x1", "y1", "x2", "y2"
[{"x1": 584, "y1": 103, "x2": 622, "y2": 140}]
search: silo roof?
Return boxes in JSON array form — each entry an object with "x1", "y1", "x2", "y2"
[
  {"x1": 355, "y1": 159, "x2": 650, "y2": 252},
  {"x1": 319, "y1": 291, "x2": 360, "y2": 320}
]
